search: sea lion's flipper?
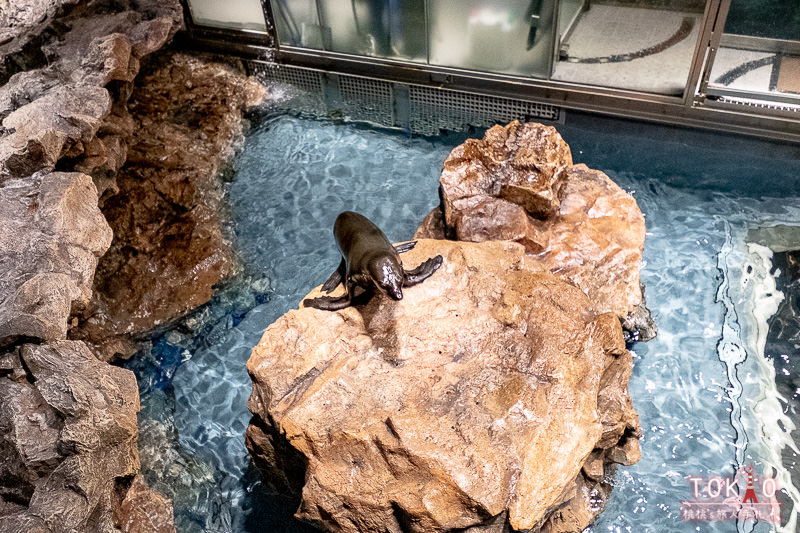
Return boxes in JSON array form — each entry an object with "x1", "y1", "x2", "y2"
[
  {"x1": 404, "y1": 255, "x2": 443, "y2": 286},
  {"x1": 394, "y1": 241, "x2": 417, "y2": 254},
  {"x1": 321, "y1": 259, "x2": 346, "y2": 293},
  {"x1": 303, "y1": 292, "x2": 352, "y2": 311}
]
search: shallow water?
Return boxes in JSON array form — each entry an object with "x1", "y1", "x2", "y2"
[{"x1": 126, "y1": 104, "x2": 800, "y2": 532}]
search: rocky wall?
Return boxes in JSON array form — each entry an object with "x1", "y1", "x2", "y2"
[{"x1": 0, "y1": 0, "x2": 267, "y2": 530}]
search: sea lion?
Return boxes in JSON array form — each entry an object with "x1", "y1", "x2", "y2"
[{"x1": 303, "y1": 211, "x2": 443, "y2": 311}]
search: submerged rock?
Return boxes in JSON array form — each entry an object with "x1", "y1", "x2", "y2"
[
  {"x1": 0, "y1": 340, "x2": 175, "y2": 532},
  {"x1": 247, "y1": 239, "x2": 641, "y2": 532},
  {"x1": 113, "y1": 474, "x2": 176, "y2": 533},
  {"x1": 418, "y1": 121, "x2": 656, "y2": 341}
]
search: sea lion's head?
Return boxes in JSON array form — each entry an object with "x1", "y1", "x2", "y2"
[{"x1": 369, "y1": 256, "x2": 404, "y2": 300}]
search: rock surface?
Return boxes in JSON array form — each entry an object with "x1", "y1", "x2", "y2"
[
  {"x1": 0, "y1": 172, "x2": 112, "y2": 345},
  {"x1": 0, "y1": 0, "x2": 182, "y2": 183},
  {"x1": 70, "y1": 51, "x2": 268, "y2": 360},
  {"x1": 0, "y1": 340, "x2": 174, "y2": 533},
  {"x1": 247, "y1": 239, "x2": 641, "y2": 532},
  {"x1": 418, "y1": 121, "x2": 655, "y2": 340},
  {"x1": 113, "y1": 474, "x2": 176, "y2": 533},
  {"x1": 0, "y1": 0, "x2": 224, "y2": 529}
]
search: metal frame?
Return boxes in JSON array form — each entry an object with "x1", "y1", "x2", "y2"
[
  {"x1": 178, "y1": 0, "x2": 800, "y2": 143},
  {"x1": 721, "y1": 34, "x2": 800, "y2": 56}
]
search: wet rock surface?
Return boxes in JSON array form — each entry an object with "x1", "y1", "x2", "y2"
[
  {"x1": 247, "y1": 239, "x2": 642, "y2": 533},
  {"x1": 113, "y1": 474, "x2": 176, "y2": 533},
  {"x1": 70, "y1": 51, "x2": 268, "y2": 360},
  {"x1": 418, "y1": 121, "x2": 656, "y2": 341},
  {"x1": 0, "y1": 340, "x2": 173, "y2": 532},
  {"x1": 766, "y1": 250, "x2": 800, "y2": 502}
]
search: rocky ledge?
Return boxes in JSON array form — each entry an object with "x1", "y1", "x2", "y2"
[
  {"x1": 416, "y1": 121, "x2": 656, "y2": 342},
  {"x1": 70, "y1": 51, "x2": 268, "y2": 361},
  {"x1": 247, "y1": 239, "x2": 642, "y2": 533}
]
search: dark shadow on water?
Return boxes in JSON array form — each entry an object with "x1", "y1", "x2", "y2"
[
  {"x1": 240, "y1": 463, "x2": 319, "y2": 533},
  {"x1": 557, "y1": 111, "x2": 800, "y2": 197}
]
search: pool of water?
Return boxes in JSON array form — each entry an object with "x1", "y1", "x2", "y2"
[{"x1": 125, "y1": 98, "x2": 800, "y2": 532}]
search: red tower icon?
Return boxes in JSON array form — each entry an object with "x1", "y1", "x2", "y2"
[{"x1": 742, "y1": 466, "x2": 758, "y2": 504}]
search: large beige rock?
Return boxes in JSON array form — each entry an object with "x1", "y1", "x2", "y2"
[
  {"x1": 0, "y1": 172, "x2": 112, "y2": 344},
  {"x1": 420, "y1": 121, "x2": 653, "y2": 338},
  {"x1": 247, "y1": 239, "x2": 641, "y2": 532},
  {"x1": 440, "y1": 120, "x2": 572, "y2": 222}
]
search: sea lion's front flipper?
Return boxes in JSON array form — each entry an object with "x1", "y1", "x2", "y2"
[
  {"x1": 404, "y1": 255, "x2": 443, "y2": 286},
  {"x1": 394, "y1": 241, "x2": 417, "y2": 254},
  {"x1": 321, "y1": 259, "x2": 346, "y2": 293},
  {"x1": 303, "y1": 293, "x2": 352, "y2": 311}
]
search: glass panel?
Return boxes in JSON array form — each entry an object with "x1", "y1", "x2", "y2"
[
  {"x1": 707, "y1": 0, "x2": 800, "y2": 101},
  {"x1": 346, "y1": 0, "x2": 427, "y2": 60},
  {"x1": 270, "y1": 0, "x2": 325, "y2": 48},
  {"x1": 270, "y1": 0, "x2": 427, "y2": 62},
  {"x1": 725, "y1": 0, "x2": 800, "y2": 41},
  {"x1": 187, "y1": 0, "x2": 268, "y2": 32},
  {"x1": 427, "y1": 0, "x2": 556, "y2": 78},
  {"x1": 551, "y1": 0, "x2": 705, "y2": 95}
]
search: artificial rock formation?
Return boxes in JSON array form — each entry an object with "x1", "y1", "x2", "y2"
[
  {"x1": 247, "y1": 239, "x2": 641, "y2": 533},
  {"x1": 1, "y1": 0, "x2": 265, "y2": 365},
  {"x1": 0, "y1": 172, "x2": 112, "y2": 345},
  {"x1": 0, "y1": 0, "x2": 238, "y2": 530},
  {"x1": 0, "y1": 0, "x2": 183, "y2": 350},
  {"x1": 417, "y1": 121, "x2": 655, "y2": 340},
  {"x1": 71, "y1": 51, "x2": 268, "y2": 361},
  {"x1": 0, "y1": 340, "x2": 175, "y2": 533}
]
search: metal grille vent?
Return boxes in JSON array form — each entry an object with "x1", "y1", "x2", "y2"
[
  {"x1": 409, "y1": 85, "x2": 560, "y2": 136},
  {"x1": 249, "y1": 62, "x2": 323, "y2": 94},
  {"x1": 338, "y1": 76, "x2": 394, "y2": 127},
  {"x1": 245, "y1": 63, "x2": 563, "y2": 134}
]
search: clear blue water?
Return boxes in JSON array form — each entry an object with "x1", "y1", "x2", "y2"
[{"x1": 126, "y1": 102, "x2": 800, "y2": 532}]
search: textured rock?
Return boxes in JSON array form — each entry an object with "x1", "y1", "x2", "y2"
[
  {"x1": 0, "y1": 0, "x2": 265, "y2": 360},
  {"x1": 80, "y1": 32, "x2": 137, "y2": 86},
  {"x1": 0, "y1": 84, "x2": 111, "y2": 182},
  {"x1": 0, "y1": 2, "x2": 194, "y2": 529},
  {"x1": 71, "y1": 52, "x2": 268, "y2": 360},
  {"x1": 0, "y1": 172, "x2": 112, "y2": 345},
  {"x1": 113, "y1": 475, "x2": 176, "y2": 533},
  {"x1": 439, "y1": 120, "x2": 572, "y2": 224},
  {"x1": 420, "y1": 121, "x2": 655, "y2": 339},
  {"x1": 247, "y1": 239, "x2": 641, "y2": 532},
  {"x1": 0, "y1": 0, "x2": 77, "y2": 86},
  {"x1": 0, "y1": 0, "x2": 183, "y2": 182},
  {"x1": 0, "y1": 341, "x2": 173, "y2": 532}
]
